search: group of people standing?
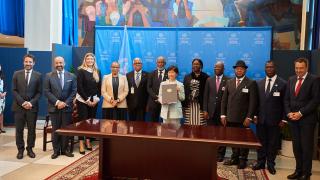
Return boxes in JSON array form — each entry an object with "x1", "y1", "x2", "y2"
[{"x1": 5, "y1": 52, "x2": 320, "y2": 180}]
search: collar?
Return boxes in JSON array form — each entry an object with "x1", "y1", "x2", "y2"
[
  {"x1": 236, "y1": 76, "x2": 245, "y2": 81},
  {"x1": 57, "y1": 70, "x2": 65, "y2": 74},
  {"x1": 135, "y1": 70, "x2": 142, "y2": 74},
  {"x1": 25, "y1": 69, "x2": 33, "y2": 74},
  {"x1": 216, "y1": 74, "x2": 223, "y2": 79},
  {"x1": 297, "y1": 72, "x2": 308, "y2": 80},
  {"x1": 266, "y1": 74, "x2": 277, "y2": 81}
]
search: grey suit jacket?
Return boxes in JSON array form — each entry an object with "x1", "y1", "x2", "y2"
[
  {"x1": 44, "y1": 71, "x2": 77, "y2": 113},
  {"x1": 203, "y1": 75, "x2": 230, "y2": 118},
  {"x1": 12, "y1": 69, "x2": 42, "y2": 112},
  {"x1": 221, "y1": 76, "x2": 258, "y2": 123}
]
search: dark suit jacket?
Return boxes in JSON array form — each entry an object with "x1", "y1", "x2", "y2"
[
  {"x1": 284, "y1": 73, "x2": 320, "y2": 124},
  {"x1": 126, "y1": 70, "x2": 148, "y2": 110},
  {"x1": 203, "y1": 75, "x2": 230, "y2": 118},
  {"x1": 44, "y1": 71, "x2": 77, "y2": 113},
  {"x1": 12, "y1": 69, "x2": 42, "y2": 112},
  {"x1": 147, "y1": 69, "x2": 168, "y2": 109},
  {"x1": 221, "y1": 76, "x2": 258, "y2": 123},
  {"x1": 257, "y1": 76, "x2": 286, "y2": 126}
]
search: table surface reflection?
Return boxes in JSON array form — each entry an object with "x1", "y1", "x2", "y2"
[{"x1": 57, "y1": 119, "x2": 261, "y2": 148}]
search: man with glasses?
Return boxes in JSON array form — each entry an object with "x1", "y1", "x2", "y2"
[{"x1": 126, "y1": 58, "x2": 149, "y2": 121}]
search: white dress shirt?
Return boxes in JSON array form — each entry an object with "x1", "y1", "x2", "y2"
[{"x1": 265, "y1": 75, "x2": 277, "y2": 92}]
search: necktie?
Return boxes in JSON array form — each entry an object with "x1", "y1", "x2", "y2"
[
  {"x1": 236, "y1": 79, "x2": 241, "y2": 88},
  {"x1": 158, "y1": 70, "x2": 163, "y2": 81},
  {"x1": 25, "y1": 71, "x2": 30, "y2": 86},
  {"x1": 266, "y1": 78, "x2": 272, "y2": 94},
  {"x1": 216, "y1": 76, "x2": 220, "y2": 92},
  {"x1": 59, "y1": 71, "x2": 64, "y2": 89},
  {"x1": 135, "y1": 72, "x2": 140, "y2": 87},
  {"x1": 295, "y1": 77, "x2": 303, "y2": 96}
]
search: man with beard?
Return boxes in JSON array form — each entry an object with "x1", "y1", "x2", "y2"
[
  {"x1": 147, "y1": 56, "x2": 168, "y2": 122},
  {"x1": 221, "y1": 60, "x2": 258, "y2": 169},
  {"x1": 253, "y1": 60, "x2": 286, "y2": 175},
  {"x1": 44, "y1": 56, "x2": 77, "y2": 159},
  {"x1": 12, "y1": 54, "x2": 42, "y2": 159}
]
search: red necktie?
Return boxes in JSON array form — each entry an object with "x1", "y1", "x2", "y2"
[
  {"x1": 216, "y1": 76, "x2": 220, "y2": 92},
  {"x1": 295, "y1": 77, "x2": 303, "y2": 96},
  {"x1": 236, "y1": 79, "x2": 241, "y2": 88}
]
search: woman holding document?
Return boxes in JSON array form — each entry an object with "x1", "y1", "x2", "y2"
[{"x1": 158, "y1": 66, "x2": 185, "y2": 125}]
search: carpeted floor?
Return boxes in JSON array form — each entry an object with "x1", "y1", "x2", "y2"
[{"x1": 45, "y1": 147, "x2": 268, "y2": 180}]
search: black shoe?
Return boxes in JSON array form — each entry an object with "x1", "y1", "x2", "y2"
[
  {"x1": 51, "y1": 153, "x2": 59, "y2": 159},
  {"x1": 85, "y1": 144, "x2": 93, "y2": 151},
  {"x1": 79, "y1": 150, "x2": 85, "y2": 155},
  {"x1": 287, "y1": 171, "x2": 302, "y2": 179},
  {"x1": 27, "y1": 149, "x2": 36, "y2": 158},
  {"x1": 298, "y1": 175, "x2": 310, "y2": 180},
  {"x1": 0, "y1": 129, "x2": 5, "y2": 133},
  {"x1": 252, "y1": 163, "x2": 265, "y2": 170},
  {"x1": 223, "y1": 158, "x2": 239, "y2": 166},
  {"x1": 237, "y1": 160, "x2": 247, "y2": 169},
  {"x1": 267, "y1": 166, "x2": 276, "y2": 175},
  {"x1": 217, "y1": 157, "x2": 224, "y2": 162},
  {"x1": 62, "y1": 151, "x2": 74, "y2": 157},
  {"x1": 16, "y1": 151, "x2": 24, "y2": 159}
]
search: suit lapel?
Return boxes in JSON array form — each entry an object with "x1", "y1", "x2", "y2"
[
  {"x1": 53, "y1": 71, "x2": 62, "y2": 90},
  {"x1": 291, "y1": 77, "x2": 297, "y2": 98}
]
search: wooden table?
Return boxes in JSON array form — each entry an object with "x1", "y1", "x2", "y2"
[{"x1": 57, "y1": 119, "x2": 261, "y2": 180}]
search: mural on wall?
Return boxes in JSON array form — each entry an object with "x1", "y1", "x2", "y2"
[{"x1": 78, "y1": 0, "x2": 302, "y2": 50}]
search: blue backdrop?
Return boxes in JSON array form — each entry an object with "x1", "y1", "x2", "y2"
[{"x1": 95, "y1": 26, "x2": 272, "y2": 80}]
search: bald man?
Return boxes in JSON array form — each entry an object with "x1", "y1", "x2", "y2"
[{"x1": 44, "y1": 56, "x2": 77, "y2": 159}]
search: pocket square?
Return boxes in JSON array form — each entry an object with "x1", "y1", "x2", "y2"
[{"x1": 66, "y1": 80, "x2": 72, "y2": 82}]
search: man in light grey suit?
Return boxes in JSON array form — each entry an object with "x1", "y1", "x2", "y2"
[
  {"x1": 12, "y1": 54, "x2": 42, "y2": 159},
  {"x1": 203, "y1": 61, "x2": 230, "y2": 161},
  {"x1": 44, "y1": 56, "x2": 77, "y2": 159}
]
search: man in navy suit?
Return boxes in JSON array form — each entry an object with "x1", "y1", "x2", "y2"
[
  {"x1": 126, "y1": 58, "x2": 148, "y2": 121},
  {"x1": 12, "y1": 54, "x2": 42, "y2": 159},
  {"x1": 252, "y1": 61, "x2": 286, "y2": 175},
  {"x1": 44, "y1": 56, "x2": 77, "y2": 159},
  {"x1": 285, "y1": 58, "x2": 320, "y2": 180}
]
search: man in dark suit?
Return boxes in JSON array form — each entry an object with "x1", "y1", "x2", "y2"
[
  {"x1": 252, "y1": 60, "x2": 287, "y2": 175},
  {"x1": 126, "y1": 58, "x2": 148, "y2": 121},
  {"x1": 44, "y1": 56, "x2": 77, "y2": 159},
  {"x1": 147, "y1": 56, "x2": 168, "y2": 122},
  {"x1": 285, "y1": 58, "x2": 320, "y2": 180},
  {"x1": 12, "y1": 54, "x2": 42, "y2": 159},
  {"x1": 221, "y1": 60, "x2": 258, "y2": 169},
  {"x1": 203, "y1": 61, "x2": 229, "y2": 161}
]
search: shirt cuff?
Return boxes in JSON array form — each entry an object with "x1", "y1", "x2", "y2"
[
  {"x1": 298, "y1": 111, "x2": 303, "y2": 117},
  {"x1": 220, "y1": 115, "x2": 226, "y2": 118},
  {"x1": 247, "y1": 117, "x2": 253, "y2": 121},
  {"x1": 55, "y1": 100, "x2": 60, "y2": 106}
]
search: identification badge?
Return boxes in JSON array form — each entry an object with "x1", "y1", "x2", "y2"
[
  {"x1": 242, "y1": 88, "x2": 249, "y2": 93},
  {"x1": 131, "y1": 87, "x2": 134, "y2": 94},
  {"x1": 273, "y1": 92, "x2": 280, "y2": 96},
  {"x1": 222, "y1": 87, "x2": 225, "y2": 91}
]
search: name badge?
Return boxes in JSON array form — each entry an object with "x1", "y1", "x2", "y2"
[
  {"x1": 273, "y1": 92, "x2": 280, "y2": 96},
  {"x1": 131, "y1": 87, "x2": 134, "y2": 94},
  {"x1": 242, "y1": 88, "x2": 249, "y2": 93},
  {"x1": 222, "y1": 87, "x2": 225, "y2": 91}
]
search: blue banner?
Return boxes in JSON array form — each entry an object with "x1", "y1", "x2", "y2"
[{"x1": 95, "y1": 26, "x2": 271, "y2": 80}]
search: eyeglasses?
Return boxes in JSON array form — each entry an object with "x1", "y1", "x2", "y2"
[
  {"x1": 134, "y1": 63, "x2": 142, "y2": 65},
  {"x1": 111, "y1": 67, "x2": 120, "y2": 69}
]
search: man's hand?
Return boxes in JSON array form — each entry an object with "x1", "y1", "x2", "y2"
[
  {"x1": 292, "y1": 112, "x2": 302, "y2": 121},
  {"x1": 220, "y1": 117, "x2": 227, "y2": 127},
  {"x1": 22, "y1": 101, "x2": 32, "y2": 110},
  {"x1": 253, "y1": 116, "x2": 258, "y2": 124},
  {"x1": 57, "y1": 101, "x2": 66, "y2": 109},
  {"x1": 243, "y1": 118, "x2": 251, "y2": 127}
]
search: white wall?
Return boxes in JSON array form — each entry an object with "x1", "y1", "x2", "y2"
[{"x1": 24, "y1": 0, "x2": 62, "y2": 51}]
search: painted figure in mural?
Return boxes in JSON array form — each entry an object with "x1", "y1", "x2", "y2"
[
  {"x1": 171, "y1": 0, "x2": 193, "y2": 27},
  {"x1": 126, "y1": 0, "x2": 151, "y2": 27}
]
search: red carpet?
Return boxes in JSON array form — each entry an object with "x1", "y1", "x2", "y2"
[{"x1": 46, "y1": 147, "x2": 269, "y2": 180}]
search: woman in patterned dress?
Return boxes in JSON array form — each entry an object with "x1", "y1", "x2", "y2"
[
  {"x1": 0, "y1": 64, "x2": 6, "y2": 133},
  {"x1": 183, "y1": 58, "x2": 209, "y2": 125}
]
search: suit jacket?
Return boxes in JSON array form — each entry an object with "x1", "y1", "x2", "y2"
[
  {"x1": 147, "y1": 69, "x2": 168, "y2": 109},
  {"x1": 203, "y1": 75, "x2": 230, "y2": 118},
  {"x1": 257, "y1": 76, "x2": 286, "y2": 126},
  {"x1": 101, "y1": 74, "x2": 129, "y2": 108},
  {"x1": 159, "y1": 80, "x2": 185, "y2": 119},
  {"x1": 284, "y1": 73, "x2": 320, "y2": 124},
  {"x1": 221, "y1": 76, "x2": 258, "y2": 123},
  {"x1": 12, "y1": 69, "x2": 42, "y2": 112},
  {"x1": 44, "y1": 71, "x2": 77, "y2": 113},
  {"x1": 126, "y1": 71, "x2": 148, "y2": 110}
]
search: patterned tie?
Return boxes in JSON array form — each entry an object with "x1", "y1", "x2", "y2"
[
  {"x1": 216, "y1": 76, "x2": 220, "y2": 92},
  {"x1": 135, "y1": 72, "x2": 140, "y2": 87},
  {"x1": 266, "y1": 78, "x2": 272, "y2": 95},
  {"x1": 295, "y1": 77, "x2": 303, "y2": 96},
  {"x1": 236, "y1": 79, "x2": 241, "y2": 88},
  {"x1": 158, "y1": 70, "x2": 163, "y2": 81},
  {"x1": 59, "y1": 71, "x2": 64, "y2": 89}
]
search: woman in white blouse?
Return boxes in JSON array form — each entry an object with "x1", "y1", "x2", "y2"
[{"x1": 159, "y1": 65, "x2": 185, "y2": 126}]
